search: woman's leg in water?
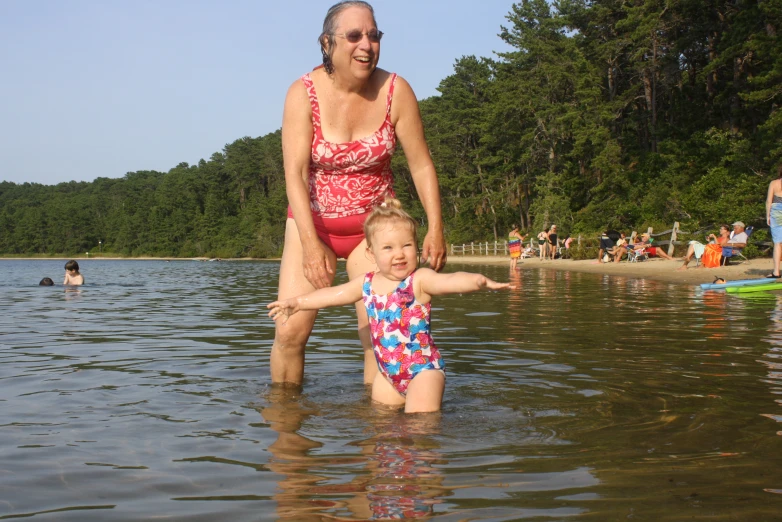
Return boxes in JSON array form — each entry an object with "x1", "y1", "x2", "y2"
[{"x1": 270, "y1": 218, "x2": 337, "y2": 385}]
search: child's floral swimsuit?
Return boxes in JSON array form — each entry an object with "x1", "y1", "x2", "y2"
[{"x1": 362, "y1": 271, "x2": 445, "y2": 395}]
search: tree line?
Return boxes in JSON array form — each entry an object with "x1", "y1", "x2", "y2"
[{"x1": 1, "y1": 0, "x2": 779, "y2": 257}]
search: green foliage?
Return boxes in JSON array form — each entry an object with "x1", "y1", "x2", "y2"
[{"x1": 0, "y1": 133, "x2": 287, "y2": 257}]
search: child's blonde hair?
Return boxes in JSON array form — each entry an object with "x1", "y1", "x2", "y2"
[{"x1": 363, "y1": 197, "x2": 418, "y2": 248}]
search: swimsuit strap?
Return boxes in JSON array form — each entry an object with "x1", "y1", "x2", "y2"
[
  {"x1": 385, "y1": 73, "x2": 398, "y2": 117},
  {"x1": 300, "y1": 73, "x2": 321, "y2": 132}
]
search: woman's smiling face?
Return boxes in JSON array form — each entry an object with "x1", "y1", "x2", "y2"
[{"x1": 328, "y1": 6, "x2": 380, "y2": 78}]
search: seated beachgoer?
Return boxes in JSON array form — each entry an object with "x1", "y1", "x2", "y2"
[
  {"x1": 638, "y1": 233, "x2": 676, "y2": 261},
  {"x1": 679, "y1": 223, "x2": 745, "y2": 269},
  {"x1": 598, "y1": 229, "x2": 621, "y2": 263},
  {"x1": 606, "y1": 232, "x2": 628, "y2": 262}
]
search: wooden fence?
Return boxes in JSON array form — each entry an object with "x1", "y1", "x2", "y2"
[{"x1": 449, "y1": 223, "x2": 770, "y2": 256}]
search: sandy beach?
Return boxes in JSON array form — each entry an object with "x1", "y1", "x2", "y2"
[
  {"x1": 447, "y1": 255, "x2": 775, "y2": 285},
  {"x1": 4, "y1": 255, "x2": 776, "y2": 285}
]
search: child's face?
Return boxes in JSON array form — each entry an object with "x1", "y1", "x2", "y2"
[{"x1": 367, "y1": 222, "x2": 418, "y2": 280}]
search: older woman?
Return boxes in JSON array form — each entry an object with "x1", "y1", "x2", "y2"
[
  {"x1": 547, "y1": 225, "x2": 558, "y2": 260},
  {"x1": 272, "y1": 1, "x2": 447, "y2": 386},
  {"x1": 678, "y1": 225, "x2": 730, "y2": 269}
]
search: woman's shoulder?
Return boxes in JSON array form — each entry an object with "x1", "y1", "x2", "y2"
[{"x1": 285, "y1": 75, "x2": 310, "y2": 101}]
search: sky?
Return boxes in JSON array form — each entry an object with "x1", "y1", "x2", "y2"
[{"x1": 0, "y1": 0, "x2": 516, "y2": 186}]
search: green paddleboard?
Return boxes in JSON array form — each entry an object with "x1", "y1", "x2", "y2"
[{"x1": 726, "y1": 282, "x2": 782, "y2": 293}]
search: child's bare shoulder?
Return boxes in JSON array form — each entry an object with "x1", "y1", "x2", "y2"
[{"x1": 414, "y1": 267, "x2": 437, "y2": 279}]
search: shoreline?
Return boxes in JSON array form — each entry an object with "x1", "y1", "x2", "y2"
[
  {"x1": 3, "y1": 255, "x2": 774, "y2": 285},
  {"x1": 447, "y1": 255, "x2": 774, "y2": 285}
]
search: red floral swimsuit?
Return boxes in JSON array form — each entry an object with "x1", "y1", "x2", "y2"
[{"x1": 287, "y1": 71, "x2": 397, "y2": 258}]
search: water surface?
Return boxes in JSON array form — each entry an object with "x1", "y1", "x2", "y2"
[{"x1": 2, "y1": 259, "x2": 781, "y2": 520}]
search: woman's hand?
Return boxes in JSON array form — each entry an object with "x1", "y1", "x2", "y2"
[
  {"x1": 421, "y1": 229, "x2": 447, "y2": 272},
  {"x1": 301, "y1": 242, "x2": 334, "y2": 289}
]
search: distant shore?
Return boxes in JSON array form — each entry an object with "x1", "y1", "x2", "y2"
[
  {"x1": 3, "y1": 255, "x2": 774, "y2": 285},
  {"x1": 448, "y1": 255, "x2": 774, "y2": 285}
]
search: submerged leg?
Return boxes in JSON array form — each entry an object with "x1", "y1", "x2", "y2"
[{"x1": 404, "y1": 370, "x2": 445, "y2": 413}]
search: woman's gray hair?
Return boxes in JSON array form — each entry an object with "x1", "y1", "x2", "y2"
[{"x1": 319, "y1": 1, "x2": 377, "y2": 74}]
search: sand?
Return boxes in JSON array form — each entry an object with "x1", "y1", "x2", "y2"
[{"x1": 447, "y1": 255, "x2": 776, "y2": 285}]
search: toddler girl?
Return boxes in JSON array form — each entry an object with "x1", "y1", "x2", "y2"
[{"x1": 268, "y1": 198, "x2": 511, "y2": 413}]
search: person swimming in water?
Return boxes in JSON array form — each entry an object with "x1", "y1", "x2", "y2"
[{"x1": 63, "y1": 260, "x2": 85, "y2": 285}]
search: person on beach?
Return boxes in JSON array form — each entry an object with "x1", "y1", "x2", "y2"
[
  {"x1": 637, "y1": 232, "x2": 676, "y2": 261},
  {"x1": 271, "y1": 1, "x2": 447, "y2": 387},
  {"x1": 547, "y1": 225, "x2": 558, "y2": 260},
  {"x1": 597, "y1": 229, "x2": 620, "y2": 263},
  {"x1": 766, "y1": 165, "x2": 782, "y2": 278},
  {"x1": 537, "y1": 230, "x2": 549, "y2": 260},
  {"x1": 606, "y1": 232, "x2": 628, "y2": 262},
  {"x1": 508, "y1": 225, "x2": 526, "y2": 270},
  {"x1": 63, "y1": 260, "x2": 84, "y2": 285},
  {"x1": 679, "y1": 223, "x2": 745, "y2": 269},
  {"x1": 268, "y1": 199, "x2": 511, "y2": 413}
]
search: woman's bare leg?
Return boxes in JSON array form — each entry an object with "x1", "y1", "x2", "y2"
[
  {"x1": 774, "y1": 243, "x2": 782, "y2": 276},
  {"x1": 346, "y1": 239, "x2": 378, "y2": 385},
  {"x1": 270, "y1": 219, "x2": 337, "y2": 385}
]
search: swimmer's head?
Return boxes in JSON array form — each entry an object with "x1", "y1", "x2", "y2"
[
  {"x1": 364, "y1": 197, "x2": 418, "y2": 249},
  {"x1": 39, "y1": 277, "x2": 54, "y2": 286},
  {"x1": 319, "y1": 1, "x2": 377, "y2": 74},
  {"x1": 65, "y1": 260, "x2": 80, "y2": 272}
]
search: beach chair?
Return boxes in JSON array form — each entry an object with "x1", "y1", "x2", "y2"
[
  {"x1": 721, "y1": 226, "x2": 754, "y2": 265},
  {"x1": 627, "y1": 245, "x2": 648, "y2": 262}
]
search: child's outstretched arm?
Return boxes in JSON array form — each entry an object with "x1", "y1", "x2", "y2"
[
  {"x1": 416, "y1": 268, "x2": 512, "y2": 297},
  {"x1": 267, "y1": 277, "x2": 363, "y2": 324}
]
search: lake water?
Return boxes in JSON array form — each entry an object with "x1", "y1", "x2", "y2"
[{"x1": 2, "y1": 259, "x2": 782, "y2": 520}]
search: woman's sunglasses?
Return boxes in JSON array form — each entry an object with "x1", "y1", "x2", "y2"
[{"x1": 335, "y1": 30, "x2": 383, "y2": 43}]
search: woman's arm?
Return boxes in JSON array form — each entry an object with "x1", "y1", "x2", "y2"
[
  {"x1": 268, "y1": 277, "x2": 364, "y2": 324},
  {"x1": 282, "y1": 79, "x2": 333, "y2": 289},
  {"x1": 391, "y1": 77, "x2": 446, "y2": 272},
  {"x1": 767, "y1": 180, "x2": 776, "y2": 226}
]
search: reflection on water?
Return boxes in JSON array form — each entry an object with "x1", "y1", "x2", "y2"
[{"x1": 1, "y1": 259, "x2": 782, "y2": 520}]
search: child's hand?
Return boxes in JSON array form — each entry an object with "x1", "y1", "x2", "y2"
[
  {"x1": 267, "y1": 299, "x2": 299, "y2": 325},
  {"x1": 478, "y1": 275, "x2": 514, "y2": 291}
]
